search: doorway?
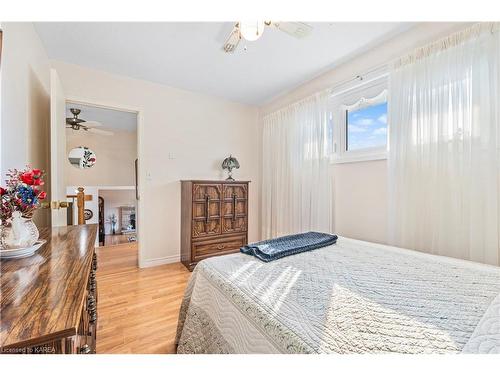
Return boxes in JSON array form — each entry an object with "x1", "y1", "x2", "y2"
[
  {"x1": 64, "y1": 100, "x2": 140, "y2": 252},
  {"x1": 49, "y1": 68, "x2": 143, "y2": 266}
]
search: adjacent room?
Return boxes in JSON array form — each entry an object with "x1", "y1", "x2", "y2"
[
  {"x1": 0, "y1": 15, "x2": 499, "y2": 361},
  {"x1": 64, "y1": 102, "x2": 138, "y2": 249}
]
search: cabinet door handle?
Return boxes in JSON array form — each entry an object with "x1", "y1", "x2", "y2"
[
  {"x1": 232, "y1": 194, "x2": 237, "y2": 222},
  {"x1": 205, "y1": 195, "x2": 210, "y2": 223}
]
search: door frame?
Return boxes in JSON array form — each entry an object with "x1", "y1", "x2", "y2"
[{"x1": 65, "y1": 95, "x2": 144, "y2": 268}]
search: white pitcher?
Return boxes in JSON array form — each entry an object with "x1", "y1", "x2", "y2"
[{"x1": 2, "y1": 211, "x2": 38, "y2": 249}]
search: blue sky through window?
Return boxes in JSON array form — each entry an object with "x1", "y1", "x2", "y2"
[{"x1": 347, "y1": 102, "x2": 387, "y2": 151}]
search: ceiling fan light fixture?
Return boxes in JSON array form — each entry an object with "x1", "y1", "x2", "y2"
[
  {"x1": 222, "y1": 21, "x2": 312, "y2": 54},
  {"x1": 239, "y1": 21, "x2": 265, "y2": 42}
]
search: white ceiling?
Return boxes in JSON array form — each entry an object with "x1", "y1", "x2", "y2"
[
  {"x1": 35, "y1": 22, "x2": 414, "y2": 105},
  {"x1": 65, "y1": 103, "x2": 137, "y2": 132}
]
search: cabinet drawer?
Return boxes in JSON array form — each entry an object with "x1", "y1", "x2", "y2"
[{"x1": 192, "y1": 235, "x2": 246, "y2": 261}]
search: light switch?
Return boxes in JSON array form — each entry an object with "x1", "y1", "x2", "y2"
[{"x1": 146, "y1": 172, "x2": 153, "y2": 181}]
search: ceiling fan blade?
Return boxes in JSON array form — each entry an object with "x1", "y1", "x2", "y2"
[
  {"x1": 273, "y1": 22, "x2": 312, "y2": 38},
  {"x1": 66, "y1": 117, "x2": 85, "y2": 125},
  {"x1": 222, "y1": 25, "x2": 241, "y2": 53},
  {"x1": 86, "y1": 127, "x2": 114, "y2": 136},
  {"x1": 83, "y1": 120, "x2": 103, "y2": 128}
]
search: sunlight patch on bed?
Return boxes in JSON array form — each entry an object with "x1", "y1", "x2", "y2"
[
  {"x1": 228, "y1": 261, "x2": 259, "y2": 282},
  {"x1": 319, "y1": 283, "x2": 458, "y2": 353},
  {"x1": 261, "y1": 266, "x2": 302, "y2": 313}
]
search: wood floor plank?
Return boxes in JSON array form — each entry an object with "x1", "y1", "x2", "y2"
[{"x1": 96, "y1": 242, "x2": 190, "y2": 354}]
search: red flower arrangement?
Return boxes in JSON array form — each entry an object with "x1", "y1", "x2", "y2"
[{"x1": 0, "y1": 167, "x2": 47, "y2": 224}]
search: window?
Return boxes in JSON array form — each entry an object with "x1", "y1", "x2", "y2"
[
  {"x1": 346, "y1": 101, "x2": 387, "y2": 151},
  {"x1": 331, "y1": 76, "x2": 388, "y2": 163}
]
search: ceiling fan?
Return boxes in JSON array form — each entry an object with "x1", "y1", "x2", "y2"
[
  {"x1": 66, "y1": 108, "x2": 114, "y2": 136},
  {"x1": 223, "y1": 21, "x2": 313, "y2": 53}
]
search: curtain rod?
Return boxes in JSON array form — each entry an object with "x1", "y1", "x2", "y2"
[
  {"x1": 327, "y1": 63, "x2": 388, "y2": 97},
  {"x1": 323, "y1": 23, "x2": 496, "y2": 90},
  {"x1": 262, "y1": 63, "x2": 388, "y2": 120},
  {"x1": 394, "y1": 22, "x2": 499, "y2": 69}
]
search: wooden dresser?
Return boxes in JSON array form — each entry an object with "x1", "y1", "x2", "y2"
[
  {"x1": 181, "y1": 180, "x2": 249, "y2": 271},
  {"x1": 0, "y1": 224, "x2": 98, "y2": 354}
]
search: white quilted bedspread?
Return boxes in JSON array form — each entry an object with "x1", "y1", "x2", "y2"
[{"x1": 176, "y1": 237, "x2": 500, "y2": 354}]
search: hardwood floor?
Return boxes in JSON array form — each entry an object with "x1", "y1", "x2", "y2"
[
  {"x1": 104, "y1": 233, "x2": 136, "y2": 246},
  {"x1": 96, "y1": 243, "x2": 191, "y2": 353}
]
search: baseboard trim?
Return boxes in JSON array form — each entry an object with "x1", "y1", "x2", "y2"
[{"x1": 139, "y1": 254, "x2": 180, "y2": 268}]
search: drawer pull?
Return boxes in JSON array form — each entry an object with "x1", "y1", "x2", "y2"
[
  {"x1": 232, "y1": 194, "x2": 237, "y2": 221},
  {"x1": 205, "y1": 195, "x2": 210, "y2": 223},
  {"x1": 80, "y1": 344, "x2": 91, "y2": 354},
  {"x1": 216, "y1": 244, "x2": 225, "y2": 250}
]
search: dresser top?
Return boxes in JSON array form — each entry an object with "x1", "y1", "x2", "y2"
[
  {"x1": 180, "y1": 180, "x2": 251, "y2": 183},
  {"x1": 0, "y1": 224, "x2": 97, "y2": 348}
]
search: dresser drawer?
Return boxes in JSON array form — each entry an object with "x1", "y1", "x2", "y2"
[{"x1": 192, "y1": 235, "x2": 246, "y2": 261}]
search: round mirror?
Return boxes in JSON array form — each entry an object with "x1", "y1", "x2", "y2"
[{"x1": 68, "y1": 146, "x2": 96, "y2": 169}]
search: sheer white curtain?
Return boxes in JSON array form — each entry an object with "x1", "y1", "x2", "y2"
[
  {"x1": 262, "y1": 93, "x2": 333, "y2": 239},
  {"x1": 389, "y1": 23, "x2": 500, "y2": 265}
]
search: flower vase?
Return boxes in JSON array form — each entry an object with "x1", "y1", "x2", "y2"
[{"x1": 1, "y1": 211, "x2": 39, "y2": 249}]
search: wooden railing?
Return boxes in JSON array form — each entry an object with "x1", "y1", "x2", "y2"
[{"x1": 66, "y1": 187, "x2": 92, "y2": 225}]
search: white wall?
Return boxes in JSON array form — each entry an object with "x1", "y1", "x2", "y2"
[
  {"x1": 333, "y1": 160, "x2": 388, "y2": 243},
  {"x1": 0, "y1": 23, "x2": 51, "y2": 227},
  {"x1": 52, "y1": 60, "x2": 261, "y2": 267},
  {"x1": 65, "y1": 128, "x2": 137, "y2": 187},
  {"x1": 260, "y1": 22, "x2": 469, "y2": 245}
]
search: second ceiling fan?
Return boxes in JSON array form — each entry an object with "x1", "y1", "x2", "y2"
[{"x1": 66, "y1": 108, "x2": 114, "y2": 136}]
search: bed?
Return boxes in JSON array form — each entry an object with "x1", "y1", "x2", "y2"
[{"x1": 175, "y1": 236, "x2": 500, "y2": 354}]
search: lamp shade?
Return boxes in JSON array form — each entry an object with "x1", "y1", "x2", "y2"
[
  {"x1": 239, "y1": 21, "x2": 265, "y2": 41},
  {"x1": 221, "y1": 155, "x2": 240, "y2": 181}
]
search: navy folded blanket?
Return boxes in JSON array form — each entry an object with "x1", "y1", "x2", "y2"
[{"x1": 240, "y1": 231, "x2": 338, "y2": 262}]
